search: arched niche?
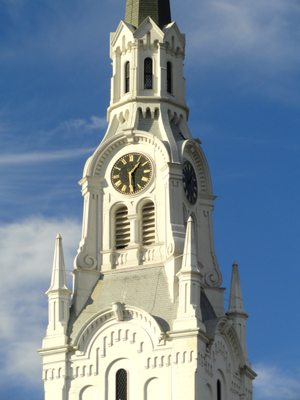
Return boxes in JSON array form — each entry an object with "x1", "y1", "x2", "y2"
[
  {"x1": 80, "y1": 385, "x2": 97, "y2": 400},
  {"x1": 144, "y1": 377, "x2": 159, "y2": 400}
]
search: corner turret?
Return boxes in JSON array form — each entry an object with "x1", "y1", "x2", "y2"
[
  {"x1": 44, "y1": 234, "x2": 70, "y2": 347},
  {"x1": 174, "y1": 216, "x2": 205, "y2": 331},
  {"x1": 227, "y1": 261, "x2": 248, "y2": 359}
]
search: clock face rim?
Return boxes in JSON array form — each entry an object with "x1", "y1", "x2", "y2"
[
  {"x1": 111, "y1": 152, "x2": 153, "y2": 196},
  {"x1": 182, "y1": 159, "x2": 198, "y2": 205}
]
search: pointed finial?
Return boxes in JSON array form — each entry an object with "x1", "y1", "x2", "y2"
[
  {"x1": 181, "y1": 216, "x2": 199, "y2": 273},
  {"x1": 47, "y1": 234, "x2": 69, "y2": 294},
  {"x1": 228, "y1": 261, "x2": 247, "y2": 315},
  {"x1": 125, "y1": 0, "x2": 172, "y2": 28}
]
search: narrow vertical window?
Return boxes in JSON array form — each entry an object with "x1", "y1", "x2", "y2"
[
  {"x1": 125, "y1": 62, "x2": 130, "y2": 93},
  {"x1": 142, "y1": 201, "x2": 155, "y2": 246},
  {"x1": 115, "y1": 206, "x2": 130, "y2": 249},
  {"x1": 144, "y1": 58, "x2": 153, "y2": 89},
  {"x1": 167, "y1": 61, "x2": 172, "y2": 93},
  {"x1": 217, "y1": 380, "x2": 221, "y2": 400},
  {"x1": 116, "y1": 369, "x2": 127, "y2": 400}
]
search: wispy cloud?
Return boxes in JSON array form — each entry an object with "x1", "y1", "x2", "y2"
[
  {"x1": 0, "y1": 147, "x2": 93, "y2": 165},
  {"x1": 180, "y1": 0, "x2": 300, "y2": 71},
  {"x1": 0, "y1": 217, "x2": 81, "y2": 386},
  {"x1": 176, "y1": 0, "x2": 300, "y2": 104},
  {"x1": 55, "y1": 115, "x2": 107, "y2": 135},
  {"x1": 254, "y1": 364, "x2": 300, "y2": 400}
]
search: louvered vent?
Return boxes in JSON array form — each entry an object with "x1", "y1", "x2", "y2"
[
  {"x1": 115, "y1": 206, "x2": 130, "y2": 249},
  {"x1": 142, "y1": 202, "x2": 155, "y2": 246}
]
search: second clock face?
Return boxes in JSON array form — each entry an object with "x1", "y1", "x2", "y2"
[
  {"x1": 111, "y1": 153, "x2": 153, "y2": 195},
  {"x1": 183, "y1": 160, "x2": 198, "y2": 204}
]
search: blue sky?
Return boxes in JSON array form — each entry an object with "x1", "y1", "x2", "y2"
[{"x1": 0, "y1": 0, "x2": 299, "y2": 399}]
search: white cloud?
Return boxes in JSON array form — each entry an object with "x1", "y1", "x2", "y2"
[
  {"x1": 179, "y1": 0, "x2": 300, "y2": 72},
  {"x1": 59, "y1": 115, "x2": 107, "y2": 133},
  {"x1": 0, "y1": 217, "x2": 81, "y2": 386},
  {"x1": 174, "y1": 0, "x2": 300, "y2": 104},
  {"x1": 254, "y1": 364, "x2": 300, "y2": 400},
  {"x1": 0, "y1": 147, "x2": 93, "y2": 165}
]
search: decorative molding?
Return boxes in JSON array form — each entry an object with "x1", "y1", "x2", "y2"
[
  {"x1": 204, "y1": 271, "x2": 221, "y2": 287},
  {"x1": 74, "y1": 239, "x2": 98, "y2": 271},
  {"x1": 145, "y1": 350, "x2": 194, "y2": 369},
  {"x1": 94, "y1": 138, "x2": 127, "y2": 176},
  {"x1": 212, "y1": 339, "x2": 232, "y2": 372},
  {"x1": 112, "y1": 302, "x2": 124, "y2": 321},
  {"x1": 93, "y1": 132, "x2": 169, "y2": 178},
  {"x1": 199, "y1": 351, "x2": 213, "y2": 377},
  {"x1": 183, "y1": 141, "x2": 210, "y2": 194},
  {"x1": 74, "y1": 306, "x2": 163, "y2": 352}
]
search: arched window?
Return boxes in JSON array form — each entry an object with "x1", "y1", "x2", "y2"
[
  {"x1": 144, "y1": 58, "x2": 153, "y2": 89},
  {"x1": 217, "y1": 379, "x2": 222, "y2": 400},
  {"x1": 116, "y1": 369, "x2": 127, "y2": 400},
  {"x1": 115, "y1": 206, "x2": 130, "y2": 249},
  {"x1": 142, "y1": 201, "x2": 155, "y2": 246},
  {"x1": 125, "y1": 62, "x2": 130, "y2": 93},
  {"x1": 167, "y1": 61, "x2": 172, "y2": 93}
]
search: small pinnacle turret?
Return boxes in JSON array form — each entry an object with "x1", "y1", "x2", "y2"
[
  {"x1": 47, "y1": 233, "x2": 69, "y2": 293},
  {"x1": 227, "y1": 261, "x2": 249, "y2": 360},
  {"x1": 42, "y1": 234, "x2": 70, "y2": 348},
  {"x1": 228, "y1": 261, "x2": 247, "y2": 315},
  {"x1": 182, "y1": 216, "x2": 199, "y2": 273},
  {"x1": 125, "y1": 0, "x2": 171, "y2": 28},
  {"x1": 175, "y1": 216, "x2": 205, "y2": 330}
]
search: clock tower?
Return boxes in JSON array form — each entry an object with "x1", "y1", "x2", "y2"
[{"x1": 39, "y1": 0, "x2": 256, "y2": 399}]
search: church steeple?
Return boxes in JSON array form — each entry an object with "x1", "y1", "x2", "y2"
[
  {"x1": 125, "y1": 0, "x2": 171, "y2": 28},
  {"x1": 40, "y1": 1, "x2": 256, "y2": 398}
]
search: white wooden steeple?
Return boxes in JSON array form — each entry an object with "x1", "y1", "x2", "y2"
[{"x1": 40, "y1": 1, "x2": 256, "y2": 398}]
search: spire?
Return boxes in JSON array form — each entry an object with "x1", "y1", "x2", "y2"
[
  {"x1": 125, "y1": 0, "x2": 172, "y2": 28},
  {"x1": 182, "y1": 216, "x2": 199, "y2": 273},
  {"x1": 43, "y1": 234, "x2": 70, "y2": 345},
  {"x1": 174, "y1": 215, "x2": 205, "y2": 331},
  {"x1": 47, "y1": 234, "x2": 69, "y2": 293},
  {"x1": 228, "y1": 261, "x2": 247, "y2": 315},
  {"x1": 228, "y1": 261, "x2": 249, "y2": 360}
]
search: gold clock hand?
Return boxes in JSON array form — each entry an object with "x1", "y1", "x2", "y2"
[
  {"x1": 128, "y1": 171, "x2": 134, "y2": 193},
  {"x1": 129, "y1": 162, "x2": 140, "y2": 174}
]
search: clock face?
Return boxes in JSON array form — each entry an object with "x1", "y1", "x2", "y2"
[
  {"x1": 111, "y1": 152, "x2": 153, "y2": 195},
  {"x1": 182, "y1": 160, "x2": 198, "y2": 204}
]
